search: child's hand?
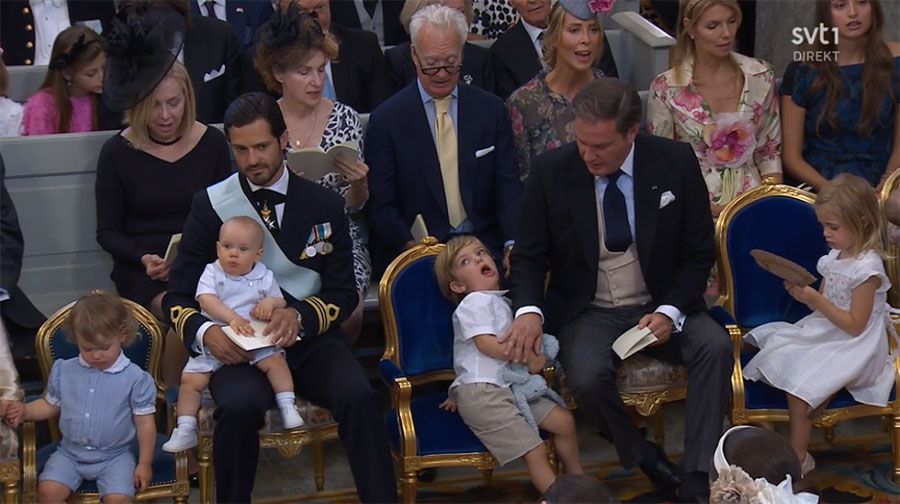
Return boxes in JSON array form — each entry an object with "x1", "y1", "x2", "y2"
[
  {"x1": 252, "y1": 299, "x2": 278, "y2": 321},
  {"x1": 527, "y1": 349, "x2": 547, "y2": 374},
  {"x1": 438, "y1": 398, "x2": 457, "y2": 412},
  {"x1": 784, "y1": 281, "x2": 821, "y2": 309},
  {"x1": 134, "y1": 462, "x2": 152, "y2": 492},
  {"x1": 229, "y1": 316, "x2": 255, "y2": 337},
  {"x1": 3, "y1": 401, "x2": 26, "y2": 429}
]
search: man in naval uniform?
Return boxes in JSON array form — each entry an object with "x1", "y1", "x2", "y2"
[{"x1": 163, "y1": 92, "x2": 397, "y2": 503}]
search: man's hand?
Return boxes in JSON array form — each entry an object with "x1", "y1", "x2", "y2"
[
  {"x1": 204, "y1": 326, "x2": 253, "y2": 365},
  {"x1": 501, "y1": 313, "x2": 543, "y2": 363},
  {"x1": 264, "y1": 308, "x2": 300, "y2": 348},
  {"x1": 133, "y1": 462, "x2": 152, "y2": 492},
  {"x1": 639, "y1": 312, "x2": 674, "y2": 346}
]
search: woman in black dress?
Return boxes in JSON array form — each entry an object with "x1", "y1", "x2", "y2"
[{"x1": 97, "y1": 9, "x2": 232, "y2": 383}]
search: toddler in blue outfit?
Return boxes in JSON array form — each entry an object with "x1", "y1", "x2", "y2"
[{"x1": 2, "y1": 292, "x2": 157, "y2": 503}]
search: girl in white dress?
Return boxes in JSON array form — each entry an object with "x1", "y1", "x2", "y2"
[{"x1": 743, "y1": 174, "x2": 895, "y2": 476}]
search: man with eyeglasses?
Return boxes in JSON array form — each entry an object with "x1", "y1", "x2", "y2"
[{"x1": 365, "y1": 4, "x2": 521, "y2": 280}]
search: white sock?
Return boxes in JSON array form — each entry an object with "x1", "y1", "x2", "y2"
[
  {"x1": 275, "y1": 392, "x2": 296, "y2": 409},
  {"x1": 176, "y1": 415, "x2": 198, "y2": 431}
]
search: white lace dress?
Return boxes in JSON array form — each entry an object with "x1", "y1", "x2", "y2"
[
  {"x1": 743, "y1": 249, "x2": 895, "y2": 409},
  {"x1": 0, "y1": 97, "x2": 24, "y2": 138}
]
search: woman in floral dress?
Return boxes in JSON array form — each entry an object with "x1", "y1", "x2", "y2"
[
  {"x1": 647, "y1": 0, "x2": 781, "y2": 218},
  {"x1": 506, "y1": 0, "x2": 611, "y2": 181}
]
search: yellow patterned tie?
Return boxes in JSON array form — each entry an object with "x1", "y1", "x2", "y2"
[{"x1": 434, "y1": 96, "x2": 466, "y2": 228}]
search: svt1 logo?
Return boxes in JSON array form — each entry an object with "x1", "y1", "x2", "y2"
[{"x1": 791, "y1": 23, "x2": 840, "y2": 62}]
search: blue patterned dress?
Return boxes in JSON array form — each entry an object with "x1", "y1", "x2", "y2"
[{"x1": 779, "y1": 57, "x2": 900, "y2": 186}]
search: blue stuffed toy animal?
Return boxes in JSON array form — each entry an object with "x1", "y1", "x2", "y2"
[{"x1": 500, "y1": 333, "x2": 566, "y2": 431}]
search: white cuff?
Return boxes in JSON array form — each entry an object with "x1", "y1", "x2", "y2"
[
  {"x1": 514, "y1": 305, "x2": 544, "y2": 324},
  {"x1": 196, "y1": 321, "x2": 215, "y2": 352},
  {"x1": 654, "y1": 305, "x2": 685, "y2": 332}
]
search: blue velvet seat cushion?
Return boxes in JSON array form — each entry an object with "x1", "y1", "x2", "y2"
[
  {"x1": 36, "y1": 434, "x2": 178, "y2": 493},
  {"x1": 741, "y1": 350, "x2": 896, "y2": 410},
  {"x1": 386, "y1": 392, "x2": 487, "y2": 456},
  {"x1": 48, "y1": 325, "x2": 156, "y2": 371}
]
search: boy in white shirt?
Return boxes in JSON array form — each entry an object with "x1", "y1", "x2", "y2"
[{"x1": 434, "y1": 236, "x2": 583, "y2": 493}]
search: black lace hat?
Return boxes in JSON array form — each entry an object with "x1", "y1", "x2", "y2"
[{"x1": 102, "y1": 7, "x2": 185, "y2": 112}]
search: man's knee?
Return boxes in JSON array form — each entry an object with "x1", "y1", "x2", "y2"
[
  {"x1": 686, "y1": 318, "x2": 733, "y2": 367},
  {"x1": 563, "y1": 360, "x2": 618, "y2": 399},
  {"x1": 331, "y1": 379, "x2": 379, "y2": 416}
]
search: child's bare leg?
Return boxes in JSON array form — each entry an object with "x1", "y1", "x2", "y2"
[
  {"x1": 523, "y1": 443, "x2": 556, "y2": 493},
  {"x1": 538, "y1": 406, "x2": 583, "y2": 475},
  {"x1": 256, "y1": 354, "x2": 294, "y2": 393},
  {"x1": 174, "y1": 372, "x2": 210, "y2": 417},
  {"x1": 102, "y1": 494, "x2": 132, "y2": 503},
  {"x1": 787, "y1": 393, "x2": 814, "y2": 463},
  {"x1": 37, "y1": 480, "x2": 71, "y2": 503}
]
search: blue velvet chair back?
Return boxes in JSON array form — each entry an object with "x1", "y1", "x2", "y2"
[
  {"x1": 717, "y1": 186, "x2": 829, "y2": 329},
  {"x1": 383, "y1": 253, "x2": 456, "y2": 377}
]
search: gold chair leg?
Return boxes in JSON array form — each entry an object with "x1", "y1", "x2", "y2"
[
  {"x1": 892, "y1": 413, "x2": 900, "y2": 484},
  {"x1": 400, "y1": 470, "x2": 417, "y2": 504},
  {"x1": 823, "y1": 426, "x2": 836, "y2": 445},
  {"x1": 1, "y1": 477, "x2": 18, "y2": 504},
  {"x1": 199, "y1": 438, "x2": 214, "y2": 504},
  {"x1": 652, "y1": 410, "x2": 666, "y2": 447},
  {"x1": 480, "y1": 468, "x2": 493, "y2": 485},
  {"x1": 174, "y1": 495, "x2": 188, "y2": 504},
  {"x1": 313, "y1": 439, "x2": 325, "y2": 491}
]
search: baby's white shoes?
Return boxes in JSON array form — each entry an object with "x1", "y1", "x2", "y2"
[
  {"x1": 800, "y1": 452, "x2": 816, "y2": 476},
  {"x1": 281, "y1": 404, "x2": 304, "y2": 429},
  {"x1": 163, "y1": 426, "x2": 198, "y2": 452}
]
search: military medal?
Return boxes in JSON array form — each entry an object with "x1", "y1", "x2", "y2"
[
  {"x1": 305, "y1": 245, "x2": 317, "y2": 258},
  {"x1": 321, "y1": 242, "x2": 333, "y2": 254},
  {"x1": 260, "y1": 203, "x2": 276, "y2": 230},
  {"x1": 315, "y1": 241, "x2": 326, "y2": 254}
]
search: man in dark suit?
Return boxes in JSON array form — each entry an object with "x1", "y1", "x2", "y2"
[
  {"x1": 490, "y1": 0, "x2": 618, "y2": 100},
  {"x1": 295, "y1": 0, "x2": 393, "y2": 113},
  {"x1": 330, "y1": 0, "x2": 409, "y2": 47},
  {"x1": 366, "y1": 4, "x2": 521, "y2": 278},
  {"x1": 0, "y1": 156, "x2": 46, "y2": 377},
  {"x1": 188, "y1": 0, "x2": 274, "y2": 48},
  {"x1": 0, "y1": 0, "x2": 116, "y2": 66},
  {"x1": 163, "y1": 93, "x2": 397, "y2": 503},
  {"x1": 507, "y1": 78, "x2": 731, "y2": 503}
]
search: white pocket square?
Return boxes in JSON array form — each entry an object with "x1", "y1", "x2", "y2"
[
  {"x1": 204, "y1": 65, "x2": 226, "y2": 83},
  {"x1": 659, "y1": 191, "x2": 676, "y2": 209},
  {"x1": 475, "y1": 146, "x2": 495, "y2": 158}
]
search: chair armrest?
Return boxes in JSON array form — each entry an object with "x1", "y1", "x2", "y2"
[
  {"x1": 22, "y1": 421, "x2": 37, "y2": 502},
  {"x1": 707, "y1": 305, "x2": 736, "y2": 328},
  {"x1": 379, "y1": 359, "x2": 406, "y2": 384}
]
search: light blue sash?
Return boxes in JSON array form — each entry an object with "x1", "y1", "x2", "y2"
[{"x1": 207, "y1": 174, "x2": 321, "y2": 300}]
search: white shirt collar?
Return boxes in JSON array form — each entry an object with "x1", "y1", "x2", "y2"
[
  {"x1": 77, "y1": 351, "x2": 131, "y2": 374},
  {"x1": 521, "y1": 20, "x2": 544, "y2": 46},
  {"x1": 30, "y1": 0, "x2": 66, "y2": 7},
  {"x1": 247, "y1": 162, "x2": 289, "y2": 196},
  {"x1": 594, "y1": 142, "x2": 635, "y2": 181},
  {"x1": 213, "y1": 260, "x2": 267, "y2": 281}
]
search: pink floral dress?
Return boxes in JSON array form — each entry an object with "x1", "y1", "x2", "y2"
[{"x1": 647, "y1": 53, "x2": 781, "y2": 206}]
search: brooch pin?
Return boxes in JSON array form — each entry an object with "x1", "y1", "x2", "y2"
[{"x1": 260, "y1": 203, "x2": 277, "y2": 230}]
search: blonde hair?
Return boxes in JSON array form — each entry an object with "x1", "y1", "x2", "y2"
[
  {"x1": 400, "y1": 0, "x2": 474, "y2": 34},
  {"x1": 125, "y1": 61, "x2": 196, "y2": 145},
  {"x1": 542, "y1": 1, "x2": 604, "y2": 70},
  {"x1": 220, "y1": 216, "x2": 265, "y2": 249},
  {"x1": 815, "y1": 174, "x2": 888, "y2": 259},
  {"x1": 670, "y1": 0, "x2": 742, "y2": 84},
  {"x1": 65, "y1": 292, "x2": 139, "y2": 346},
  {"x1": 434, "y1": 235, "x2": 482, "y2": 304}
]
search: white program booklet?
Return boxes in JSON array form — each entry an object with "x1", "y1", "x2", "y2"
[
  {"x1": 221, "y1": 320, "x2": 276, "y2": 351},
  {"x1": 612, "y1": 325, "x2": 658, "y2": 360},
  {"x1": 410, "y1": 214, "x2": 429, "y2": 243}
]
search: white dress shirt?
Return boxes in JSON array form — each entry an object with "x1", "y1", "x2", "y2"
[
  {"x1": 196, "y1": 0, "x2": 226, "y2": 21},
  {"x1": 520, "y1": 20, "x2": 545, "y2": 62},
  {"x1": 30, "y1": 0, "x2": 71, "y2": 66}
]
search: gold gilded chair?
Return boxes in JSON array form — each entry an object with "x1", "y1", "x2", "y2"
[
  {"x1": 0, "y1": 420, "x2": 19, "y2": 503},
  {"x1": 193, "y1": 392, "x2": 339, "y2": 503},
  {"x1": 22, "y1": 293, "x2": 190, "y2": 503},
  {"x1": 715, "y1": 183, "x2": 900, "y2": 482}
]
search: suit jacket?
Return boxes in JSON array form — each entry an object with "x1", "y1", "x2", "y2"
[
  {"x1": 188, "y1": 0, "x2": 274, "y2": 48},
  {"x1": 490, "y1": 21, "x2": 619, "y2": 100},
  {"x1": 365, "y1": 82, "x2": 522, "y2": 274},
  {"x1": 329, "y1": 23, "x2": 394, "y2": 114},
  {"x1": 329, "y1": 0, "x2": 408, "y2": 47},
  {"x1": 383, "y1": 41, "x2": 494, "y2": 94},
  {"x1": 162, "y1": 171, "x2": 357, "y2": 363},
  {"x1": 184, "y1": 15, "x2": 242, "y2": 124},
  {"x1": 0, "y1": 157, "x2": 45, "y2": 332},
  {"x1": 511, "y1": 135, "x2": 714, "y2": 332},
  {"x1": 0, "y1": 0, "x2": 116, "y2": 66}
]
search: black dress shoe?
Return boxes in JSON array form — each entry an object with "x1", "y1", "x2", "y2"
[
  {"x1": 638, "y1": 442, "x2": 682, "y2": 496},
  {"x1": 678, "y1": 471, "x2": 710, "y2": 503},
  {"x1": 189, "y1": 472, "x2": 200, "y2": 488},
  {"x1": 417, "y1": 468, "x2": 437, "y2": 483}
]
